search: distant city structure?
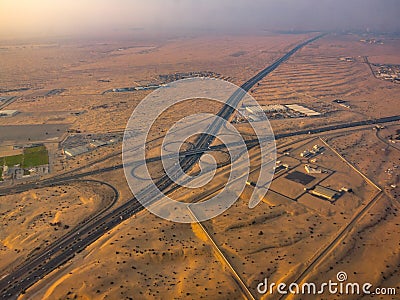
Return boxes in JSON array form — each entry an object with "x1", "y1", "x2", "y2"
[{"x1": 360, "y1": 39, "x2": 384, "y2": 45}]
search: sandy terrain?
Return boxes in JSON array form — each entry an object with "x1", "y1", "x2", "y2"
[
  {"x1": 22, "y1": 209, "x2": 242, "y2": 300},
  {"x1": 0, "y1": 34, "x2": 311, "y2": 133},
  {"x1": 250, "y1": 34, "x2": 400, "y2": 136},
  {"x1": 0, "y1": 32, "x2": 398, "y2": 299},
  {"x1": 22, "y1": 134, "x2": 388, "y2": 299},
  {"x1": 0, "y1": 182, "x2": 113, "y2": 274}
]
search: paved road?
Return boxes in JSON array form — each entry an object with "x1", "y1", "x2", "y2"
[
  {"x1": 3, "y1": 114, "x2": 399, "y2": 198},
  {"x1": 1, "y1": 34, "x2": 327, "y2": 299},
  {"x1": 0, "y1": 96, "x2": 18, "y2": 110}
]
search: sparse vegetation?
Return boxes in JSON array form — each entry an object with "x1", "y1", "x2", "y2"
[
  {"x1": 22, "y1": 146, "x2": 49, "y2": 167},
  {"x1": 3, "y1": 154, "x2": 24, "y2": 166}
]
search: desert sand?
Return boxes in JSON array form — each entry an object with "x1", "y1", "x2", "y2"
[{"x1": 0, "y1": 32, "x2": 399, "y2": 299}]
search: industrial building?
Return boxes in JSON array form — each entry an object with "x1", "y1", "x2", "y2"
[
  {"x1": 311, "y1": 186, "x2": 339, "y2": 201},
  {"x1": 240, "y1": 103, "x2": 320, "y2": 121},
  {"x1": 63, "y1": 139, "x2": 112, "y2": 158},
  {"x1": 285, "y1": 104, "x2": 321, "y2": 117},
  {"x1": 89, "y1": 140, "x2": 107, "y2": 148},
  {"x1": 64, "y1": 146, "x2": 89, "y2": 157},
  {"x1": 245, "y1": 106, "x2": 264, "y2": 115},
  {"x1": 274, "y1": 163, "x2": 290, "y2": 173},
  {"x1": 0, "y1": 110, "x2": 19, "y2": 117},
  {"x1": 243, "y1": 106, "x2": 264, "y2": 122},
  {"x1": 300, "y1": 145, "x2": 324, "y2": 158}
]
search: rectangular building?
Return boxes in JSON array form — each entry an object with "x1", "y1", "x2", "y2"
[
  {"x1": 0, "y1": 110, "x2": 19, "y2": 117},
  {"x1": 311, "y1": 186, "x2": 339, "y2": 200},
  {"x1": 285, "y1": 104, "x2": 321, "y2": 117}
]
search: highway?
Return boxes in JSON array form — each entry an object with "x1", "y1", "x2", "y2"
[
  {"x1": 0, "y1": 96, "x2": 18, "y2": 110},
  {"x1": 1, "y1": 33, "x2": 329, "y2": 298},
  {"x1": 0, "y1": 115, "x2": 399, "y2": 198},
  {"x1": 1, "y1": 114, "x2": 399, "y2": 199}
]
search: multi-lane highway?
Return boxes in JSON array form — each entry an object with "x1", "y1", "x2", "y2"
[
  {"x1": 1, "y1": 33, "x2": 330, "y2": 298},
  {"x1": 2, "y1": 113, "x2": 399, "y2": 199}
]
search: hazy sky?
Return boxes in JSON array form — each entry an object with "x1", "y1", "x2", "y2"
[{"x1": 0, "y1": 0, "x2": 399, "y2": 39}]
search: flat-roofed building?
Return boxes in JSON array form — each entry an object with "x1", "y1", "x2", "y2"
[
  {"x1": 285, "y1": 104, "x2": 321, "y2": 117},
  {"x1": 311, "y1": 185, "x2": 339, "y2": 200},
  {"x1": 0, "y1": 110, "x2": 19, "y2": 117},
  {"x1": 244, "y1": 106, "x2": 264, "y2": 122},
  {"x1": 64, "y1": 146, "x2": 89, "y2": 157}
]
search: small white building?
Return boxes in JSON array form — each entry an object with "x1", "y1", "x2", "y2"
[
  {"x1": 0, "y1": 110, "x2": 19, "y2": 117},
  {"x1": 285, "y1": 104, "x2": 321, "y2": 117}
]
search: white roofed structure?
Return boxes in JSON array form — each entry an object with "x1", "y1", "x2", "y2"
[{"x1": 285, "y1": 104, "x2": 321, "y2": 117}]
